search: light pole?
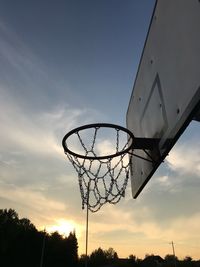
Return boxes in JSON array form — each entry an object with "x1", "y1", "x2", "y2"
[
  {"x1": 40, "y1": 229, "x2": 46, "y2": 267},
  {"x1": 85, "y1": 186, "x2": 90, "y2": 267},
  {"x1": 170, "y1": 241, "x2": 176, "y2": 267}
]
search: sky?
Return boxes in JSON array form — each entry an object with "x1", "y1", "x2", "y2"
[{"x1": 0, "y1": 0, "x2": 200, "y2": 260}]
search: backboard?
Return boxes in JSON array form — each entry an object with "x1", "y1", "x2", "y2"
[{"x1": 127, "y1": 0, "x2": 200, "y2": 198}]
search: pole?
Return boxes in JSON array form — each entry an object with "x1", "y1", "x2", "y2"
[
  {"x1": 40, "y1": 230, "x2": 46, "y2": 267},
  {"x1": 85, "y1": 189, "x2": 89, "y2": 267},
  {"x1": 171, "y1": 241, "x2": 176, "y2": 267}
]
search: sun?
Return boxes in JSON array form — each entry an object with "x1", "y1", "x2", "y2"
[{"x1": 46, "y1": 219, "x2": 76, "y2": 237}]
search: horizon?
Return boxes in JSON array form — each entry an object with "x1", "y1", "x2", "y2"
[{"x1": 1, "y1": 207, "x2": 198, "y2": 261}]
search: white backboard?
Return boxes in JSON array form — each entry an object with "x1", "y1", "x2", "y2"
[{"x1": 127, "y1": 0, "x2": 200, "y2": 198}]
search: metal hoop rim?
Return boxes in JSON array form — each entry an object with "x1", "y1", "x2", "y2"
[{"x1": 62, "y1": 123, "x2": 134, "y2": 160}]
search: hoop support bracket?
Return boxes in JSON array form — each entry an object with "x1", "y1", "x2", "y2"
[
  {"x1": 128, "y1": 138, "x2": 161, "y2": 164},
  {"x1": 132, "y1": 138, "x2": 160, "y2": 150}
]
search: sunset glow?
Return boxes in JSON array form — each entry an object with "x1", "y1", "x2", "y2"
[{"x1": 46, "y1": 219, "x2": 77, "y2": 237}]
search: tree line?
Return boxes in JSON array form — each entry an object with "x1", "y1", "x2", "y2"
[
  {"x1": 1, "y1": 208, "x2": 200, "y2": 267},
  {"x1": 80, "y1": 249, "x2": 200, "y2": 267},
  {"x1": 0, "y1": 208, "x2": 78, "y2": 267}
]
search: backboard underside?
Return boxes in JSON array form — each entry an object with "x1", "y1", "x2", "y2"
[{"x1": 127, "y1": 0, "x2": 200, "y2": 198}]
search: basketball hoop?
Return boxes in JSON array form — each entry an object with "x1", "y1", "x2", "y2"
[
  {"x1": 62, "y1": 123, "x2": 134, "y2": 212},
  {"x1": 62, "y1": 123, "x2": 161, "y2": 267}
]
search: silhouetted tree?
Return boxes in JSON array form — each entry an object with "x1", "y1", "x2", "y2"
[
  {"x1": 129, "y1": 254, "x2": 137, "y2": 266},
  {"x1": 90, "y1": 247, "x2": 108, "y2": 266},
  {"x1": 164, "y1": 254, "x2": 178, "y2": 267},
  {"x1": 20, "y1": 218, "x2": 36, "y2": 231},
  {"x1": 0, "y1": 208, "x2": 79, "y2": 267},
  {"x1": 79, "y1": 254, "x2": 89, "y2": 267},
  {"x1": 89, "y1": 247, "x2": 119, "y2": 266},
  {"x1": 106, "y1": 247, "x2": 118, "y2": 260},
  {"x1": 129, "y1": 254, "x2": 136, "y2": 260},
  {"x1": 142, "y1": 254, "x2": 164, "y2": 267},
  {"x1": 180, "y1": 256, "x2": 195, "y2": 267},
  {"x1": 184, "y1": 256, "x2": 193, "y2": 262},
  {"x1": 66, "y1": 231, "x2": 79, "y2": 267}
]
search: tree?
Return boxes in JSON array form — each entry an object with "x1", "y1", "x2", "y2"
[
  {"x1": 129, "y1": 254, "x2": 136, "y2": 261},
  {"x1": 164, "y1": 254, "x2": 178, "y2": 267},
  {"x1": 0, "y1": 208, "x2": 19, "y2": 222},
  {"x1": 142, "y1": 254, "x2": 164, "y2": 267},
  {"x1": 19, "y1": 218, "x2": 36, "y2": 231},
  {"x1": 184, "y1": 256, "x2": 192, "y2": 262},
  {"x1": 113, "y1": 252, "x2": 118, "y2": 260},
  {"x1": 66, "y1": 231, "x2": 79, "y2": 266},
  {"x1": 90, "y1": 247, "x2": 107, "y2": 266},
  {"x1": 165, "y1": 254, "x2": 178, "y2": 262},
  {"x1": 106, "y1": 247, "x2": 118, "y2": 260},
  {"x1": 0, "y1": 209, "x2": 79, "y2": 267},
  {"x1": 181, "y1": 256, "x2": 194, "y2": 267},
  {"x1": 0, "y1": 208, "x2": 20, "y2": 265},
  {"x1": 89, "y1": 247, "x2": 119, "y2": 266}
]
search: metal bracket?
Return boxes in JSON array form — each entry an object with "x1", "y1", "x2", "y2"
[
  {"x1": 132, "y1": 138, "x2": 160, "y2": 150},
  {"x1": 128, "y1": 138, "x2": 161, "y2": 164}
]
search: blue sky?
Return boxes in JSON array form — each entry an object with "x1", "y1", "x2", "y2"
[{"x1": 0, "y1": 0, "x2": 200, "y2": 260}]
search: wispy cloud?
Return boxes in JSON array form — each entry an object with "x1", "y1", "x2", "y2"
[
  {"x1": 166, "y1": 141, "x2": 200, "y2": 176},
  {"x1": 0, "y1": 92, "x2": 81, "y2": 158},
  {"x1": 0, "y1": 20, "x2": 105, "y2": 247}
]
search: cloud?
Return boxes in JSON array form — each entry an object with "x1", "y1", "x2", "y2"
[
  {"x1": 0, "y1": 181, "x2": 66, "y2": 219},
  {"x1": 90, "y1": 200, "x2": 200, "y2": 243},
  {"x1": 80, "y1": 197, "x2": 200, "y2": 258},
  {"x1": 0, "y1": 84, "x2": 102, "y2": 158},
  {"x1": 0, "y1": 85, "x2": 106, "y2": 217},
  {"x1": 0, "y1": 20, "x2": 107, "y2": 172},
  {"x1": 0, "y1": 21, "x2": 39, "y2": 73},
  {"x1": 166, "y1": 140, "x2": 200, "y2": 177},
  {"x1": 0, "y1": 21, "x2": 105, "y2": 247}
]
